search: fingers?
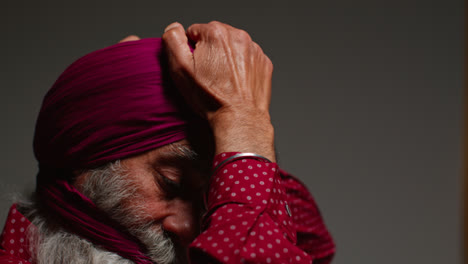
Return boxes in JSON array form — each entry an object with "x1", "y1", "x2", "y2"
[
  {"x1": 187, "y1": 21, "x2": 230, "y2": 42},
  {"x1": 162, "y1": 22, "x2": 194, "y2": 75},
  {"x1": 118, "y1": 35, "x2": 140, "y2": 43},
  {"x1": 186, "y1": 23, "x2": 204, "y2": 42},
  {"x1": 187, "y1": 21, "x2": 254, "y2": 51}
]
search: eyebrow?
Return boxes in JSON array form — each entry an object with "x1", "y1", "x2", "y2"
[
  {"x1": 167, "y1": 143, "x2": 199, "y2": 161},
  {"x1": 158, "y1": 143, "x2": 212, "y2": 189},
  {"x1": 153, "y1": 143, "x2": 198, "y2": 169}
]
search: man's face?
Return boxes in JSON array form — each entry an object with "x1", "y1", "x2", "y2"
[
  {"x1": 119, "y1": 139, "x2": 207, "y2": 246},
  {"x1": 75, "y1": 139, "x2": 209, "y2": 263}
]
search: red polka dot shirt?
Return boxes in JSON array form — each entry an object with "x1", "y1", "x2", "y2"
[{"x1": 0, "y1": 152, "x2": 335, "y2": 263}]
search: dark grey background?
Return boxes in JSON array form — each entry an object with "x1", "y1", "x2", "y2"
[{"x1": 0, "y1": 1, "x2": 464, "y2": 263}]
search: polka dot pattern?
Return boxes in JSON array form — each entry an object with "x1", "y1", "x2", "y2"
[
  {"x1": 189, "y1": 152, "x2": 335, "y2": 264},
  {"x1": 0, "y1": 154, "x2": 335, "y2": 264},
  {"x1": 0, "y1": 205, "x2": 32, "y2": 263},
  {"x1": 281, "y1": 171, "x2": 336, "y2": 262}
]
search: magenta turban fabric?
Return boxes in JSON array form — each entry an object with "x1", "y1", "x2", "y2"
[
  {"x1": 34, "y1": 38, "x2": 190, "y2": 172},
  {"x1": 32, "y1": 38, "x2": 197, "y2": 264}
]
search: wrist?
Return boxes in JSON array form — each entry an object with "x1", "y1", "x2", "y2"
[{"x1": 208, "y1": 109, "x2": 276, "y2": 162}]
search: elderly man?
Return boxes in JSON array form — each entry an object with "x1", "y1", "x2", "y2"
[{"x1": 0, "y1": 22, "x2": 335, "y2": 264}]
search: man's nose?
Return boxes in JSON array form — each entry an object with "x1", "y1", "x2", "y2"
[{"x1": 162, "y1": 199, "x2": 200, "y2": 246}]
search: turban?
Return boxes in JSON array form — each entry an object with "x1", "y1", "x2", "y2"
[
  {"x1": 34, "y1": 37, "x2": 191, "y2": 173},
  {"x1": 32, "y1": 38, "x2": 198, "y2": 264}
]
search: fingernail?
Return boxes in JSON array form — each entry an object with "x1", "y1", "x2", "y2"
[{"x1": 164, "y1": 22, "x2": 181, "y2": 33}]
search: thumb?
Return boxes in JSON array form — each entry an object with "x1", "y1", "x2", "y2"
[{"x1": 162, "y1": 22, "x2": 194, "y2": 75}]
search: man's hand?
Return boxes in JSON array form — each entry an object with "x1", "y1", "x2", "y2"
[
  {"x1": 162, "y1": 21, "x2": 276, "y2": 162},
  {"x1": 118, "y1": 35, "x2": 141, "y2": 43}
]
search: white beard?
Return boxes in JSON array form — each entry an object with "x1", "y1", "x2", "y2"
[{"x1": 19, "y1": 160, "x2": 186, "y2": 264}]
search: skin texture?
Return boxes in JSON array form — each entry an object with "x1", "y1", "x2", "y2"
[
  {"x1": 162, "y1": 21, "x2": 276, "y2": 162},
  {"x1": 111, "y1": 139, "x2": 206, "y2": 247},
  {"x1": 75, "y1": 22, "x2": 276, "y2": 254}
]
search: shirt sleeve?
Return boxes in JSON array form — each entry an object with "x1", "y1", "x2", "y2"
[
  {"x1": 280, "y1": 169, "x2": 335, "y2": 264},
  {"x1": 189, "y1": 153, "x2": 335, "y2": 264}
]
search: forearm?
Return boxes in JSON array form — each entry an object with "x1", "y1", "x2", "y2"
[{"x1": 209, "y1": 109, "x2": 276, "y2": 162}]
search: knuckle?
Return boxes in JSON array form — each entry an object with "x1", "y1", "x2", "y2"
[
  {"x1": 262, "y1": 52, "x2": 274, "y2": 72},
  {"x1": 162, "y1": 29, "x2": 177, "y2": 41},
  {"x1": 208, "y1": 20, "x2": 223, "y2": 27},
  {"x1": 252, "y1": 42, "x2": 263, "y2": 52},
  {"x1": 209, "y1": 26, "x2": 227, "y2": 39},
  {"x1": 236, "y1": 29, "x2": 251, "y2": 42},
  {"x1": 267, "y1": 58, "x2": 274, "y2": 72},
  {"x1": 206, "y1": 21, "x2": 237, "y2": 40}
]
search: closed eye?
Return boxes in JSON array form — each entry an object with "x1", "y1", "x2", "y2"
[
  {"x1": 151, "y1": 168, "x2": 182, "y2": 199},
  {"x1": 160, "y1": 172, "x2": 182, "y2": 195}
]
